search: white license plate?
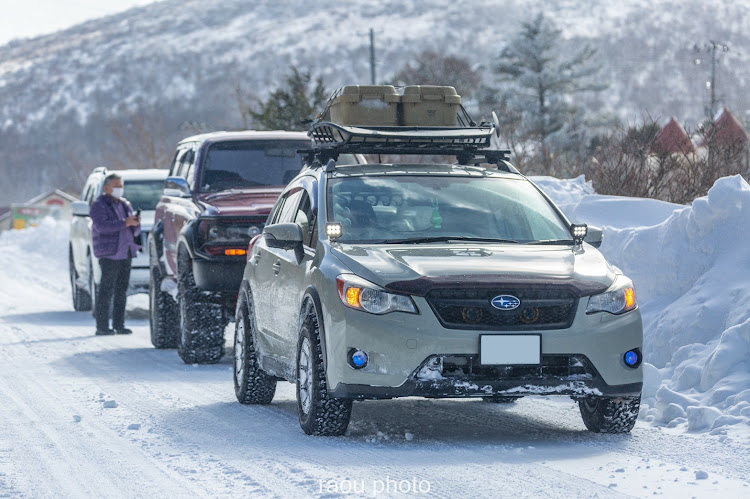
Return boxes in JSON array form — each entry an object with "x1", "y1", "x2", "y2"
[{"x1": 480, "y1": 335, "x2": 541, "y2": 365}]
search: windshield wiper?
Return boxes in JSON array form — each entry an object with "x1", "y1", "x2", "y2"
[
  {"x1": 381, "y1": 236, "x2": 520, "y2": 244},
  {"x1": 526, "y1": 239, "x2": 575, "y2": 245}
]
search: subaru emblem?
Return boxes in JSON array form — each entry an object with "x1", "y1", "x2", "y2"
[{"x1": 491, "y1": 295, "x2": 521, "y2": 310}]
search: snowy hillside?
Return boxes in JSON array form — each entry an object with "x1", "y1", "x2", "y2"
[
  {"x1": 1, "y1": 175, "x2": 749, "y2": 496},
  {"x1": 2, "y1": 0, "x2": 750, "y2": 206}
]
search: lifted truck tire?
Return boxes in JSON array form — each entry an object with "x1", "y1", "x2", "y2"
[
  {"x1": 233, "y1": 295, "x2": 276, "y2": 404},
  {"x1": 296, "y1": 313, "x2": 352, "y2": 436},
  {"x1": 177, "y1": 250, "x2": 226, "y2": 364},
  {"x1": 578, "y1": 395, "x2": 641, "y2": 433},
  {"x1": 149, "y1": 263, "x2": 179, "y2": 349},
  {"x1": 70, "y1": 250, "x2": 92, "y2": 311}
]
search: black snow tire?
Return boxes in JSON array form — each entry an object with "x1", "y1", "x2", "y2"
[
  {"x1": 149, "y1": 264, "x2": 179, "y2": 349},
  {"x1": 177, "y1": 250, "x2": 226, "y2": 364},
  {"x1": 482, "y1": 396, "x2": 522, "y2": 404},
  {"x1": 296, "y1": 313, "x2": 352, "y2": 436},
  {"x1": 578, "y1": 395, "x2": 641, "y2": 433},
  {"x1": 233, "y1": 296, "x2": 276, "y2": 404},
  {"x1": 70, "y1": 250, "x2": 92, "y2": 311}
]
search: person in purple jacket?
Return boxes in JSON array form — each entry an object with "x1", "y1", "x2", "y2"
[{"x1": 90, "y1": 173, "x2": 141, "y2": 335}]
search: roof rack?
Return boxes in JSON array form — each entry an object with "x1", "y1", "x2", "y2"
[{"x1": 301, "y1": 121, "x2": 512, "y2": 170}]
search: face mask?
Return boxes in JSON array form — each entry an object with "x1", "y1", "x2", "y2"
[{"x1": 111, "y1": 187, "x2": 124, "y2": 199}]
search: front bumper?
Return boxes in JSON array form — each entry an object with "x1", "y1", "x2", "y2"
[
  {"x1": 192, "y1": 257, "x2": 245, "y2": 292},
  {"x1": 329, "y1": 354, "x2": 642, "y2": 399},
  {"x1": 323, "y1": 296, "x2": 643, "y2": 400}
]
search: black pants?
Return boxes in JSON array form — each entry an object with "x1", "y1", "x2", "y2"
[{"x1": 95, "y1": 257, "x2": 132, "y2": 331}]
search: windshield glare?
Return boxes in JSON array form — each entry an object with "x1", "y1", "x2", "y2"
[
  {"x1": 327, "y1": 176, "x2": 571, "y2": 243},
  {"x1": 124, "y1": 180, "x2": 165, "y2": 211}
]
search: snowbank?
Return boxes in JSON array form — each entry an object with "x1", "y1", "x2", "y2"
[
  {"x1": 539, "y1": 175, "x2": 750, "y2": 433},
  {"x1": 0, "y1": 217, "x2": 70, "y2": 301},
  {"x1": 530, "y1": 174, "x2": 683, "y2": 229}
]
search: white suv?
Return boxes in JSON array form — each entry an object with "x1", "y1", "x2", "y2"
[{"x1": 68, "y1": 167, "x2": 168, "y2": 311}]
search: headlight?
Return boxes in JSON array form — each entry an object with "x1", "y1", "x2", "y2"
[
  {"x1": 336, "y1": 274, "x2": 418, "y2": 315},
  {"x1": 198, "y1": 220, "x2": 263, "y2": 245},
  {"x1": 208, "y1": 225, "x2": 222, "y2": 241},
  {"x1": 586, "y1": 276, "x2": 637, "y2": 315}
]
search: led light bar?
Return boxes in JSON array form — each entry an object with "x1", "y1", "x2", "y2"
[{"x1": 326, "y1": 222, "x2": 343, "y2": 240}]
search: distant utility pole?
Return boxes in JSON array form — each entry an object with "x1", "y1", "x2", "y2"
[
  {"x1": 369, "y1": 28, "x2": 376, "y2": 85},
  {"x1": 358, "y1": 28, "x2": 377, "y2": 84},
  {"x1": 694, "y1": 40, "x2": 730, "y2": 121}
]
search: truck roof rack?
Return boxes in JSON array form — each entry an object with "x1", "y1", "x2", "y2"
[{"x1": 301, "y1": 121, "x2": 512, "y2": 170}]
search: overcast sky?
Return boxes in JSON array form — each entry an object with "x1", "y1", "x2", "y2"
[{"x1": 0, "y1": 0, "x2": 159, "y2": 46}]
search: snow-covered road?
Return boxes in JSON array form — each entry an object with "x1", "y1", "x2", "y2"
[{"x1": 1, "y1": 222, "x2": 748, "y2": 497}]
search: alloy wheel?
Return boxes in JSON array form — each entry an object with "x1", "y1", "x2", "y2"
[
  {"x1": 234, "y1": 320, "x2": 246, "y2": 382},
  {"x1": 298, "y1": 336, "x2": 313, "y2": 415}
]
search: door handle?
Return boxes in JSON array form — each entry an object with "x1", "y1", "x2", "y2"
[{"x1": 272, "y1": 260, "x2": 281, "y2": 275}]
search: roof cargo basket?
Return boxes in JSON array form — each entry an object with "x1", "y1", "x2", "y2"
[
  {"x1": 308, "y1": 122, "x2": 493, "y2": 155},
  {"x1": 304, "y1": 85, "x2": 513, "y2": 170},
  {"x1": 303, "y1": 122, "x2": 512, "y2": 170}
]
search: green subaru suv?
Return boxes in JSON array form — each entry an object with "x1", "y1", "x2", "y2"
[{"x1": 233, "y1": 122, "x2": 642, "y2": 436}]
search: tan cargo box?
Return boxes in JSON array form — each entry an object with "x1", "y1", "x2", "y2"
[
  {"x1": 401, "y1": 85, "x2": 461, "y2": 126},
  {"x1": 329, "y1": 85, "x2": 401, "y2": 126}
]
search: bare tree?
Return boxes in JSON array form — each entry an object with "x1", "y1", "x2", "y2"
[
  {"x1": 103, "y1": 109, "x2": 173, "y2": 170},
  {"x1": 391, "y1": 51, "x2": 481, "y2": 98},
  {"x1": 583, "y1": 117, "x2": 749, "y2": 204}
]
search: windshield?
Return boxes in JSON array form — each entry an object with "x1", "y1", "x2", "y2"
[
  {"x1": 327, "y1": 175, "x2": 572, "y2": 244},
  {"x1": 199, "y1": 141, "x2": 361, "y2": 193},
  {"x1": 200, "y1": 140, "x2": 310, "y2": 192},
  {"x1": 124, "y1": 179, "x2": 165, "y2": 211}
]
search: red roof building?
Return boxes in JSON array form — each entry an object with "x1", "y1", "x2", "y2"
[
  {"x1": 698, "y1": 108, "x2": 750, "y2": 148},
  {"x1": 651, "y1": 117, "x2": 695, "y2": 155}
]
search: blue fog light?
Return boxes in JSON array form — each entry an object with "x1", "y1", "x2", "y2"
[
  {"x1": 350, "y1": 350, "x2": 368, "y2": 369},
  {"x1": 624, "y1": 349, "x2": 642, "y2": 368}
]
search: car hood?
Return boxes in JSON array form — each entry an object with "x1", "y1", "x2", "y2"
[
  {"x1": 197, "y1": 188, "x2": 283, "y2": 217},
  {"x1": 330, "y1": 243, "x2": 616, "y2": 297}
]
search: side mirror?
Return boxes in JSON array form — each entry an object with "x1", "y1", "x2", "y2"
[
  {"x1": 584, "y1": 225, "x2": 603, "y2": 248},
  {"x1": 71, "y1": 201, "x2": 90, "y2": 217},
  {"x1": 264, "y1": 223, "x2": 303, "y2": 250},
  {"x1": 164, "y1": 177, "x2": 191, "y2": 198}
]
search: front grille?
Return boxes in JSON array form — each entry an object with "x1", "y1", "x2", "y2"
[
  {"x1": 420, "y1": 354, "x2": 592, "y2": 380},
  {"x1": 426, "y1": 287, "x2": 577, "y2": 330}
]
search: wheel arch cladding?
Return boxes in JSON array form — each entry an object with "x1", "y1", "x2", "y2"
[{"x1": 177, "y1": 218, "x2": 197, "y2": 260}]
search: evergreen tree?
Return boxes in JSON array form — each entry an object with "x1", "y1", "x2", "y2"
[
  {"x1": 491, "y1": 13, "x2": 606, "y2": 175},
  {"x1": 246, "y1": 67, "x2": 327, "y2": 131}
]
